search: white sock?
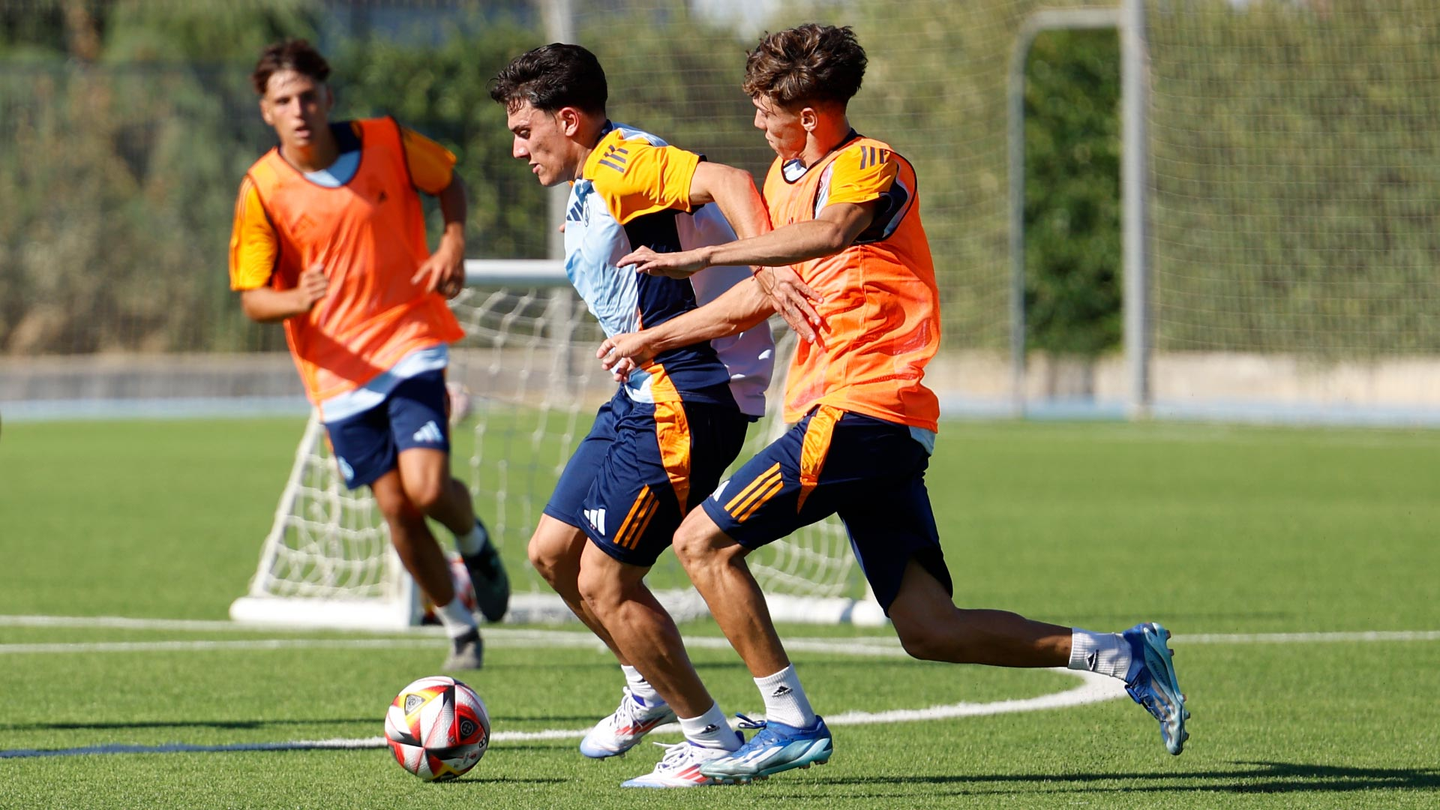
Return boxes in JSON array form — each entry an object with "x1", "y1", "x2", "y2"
[
  {"x1": 1069, "y1": 629, "x2": 1132, "y2": 680},
  {"x1": 621, "y1": 664, "x2": 663, "y2": 706},
  {"x1": 679, "y1": 703, "x2": 739, "y2": 751},
  {"x1": 435, "y1": 597, "x2": 478, "y2": 639},
  {"x1": 756, "y1": 666, "x2": 816, "y2": 728},
  {"x1": 455, "y1": 521, "x2": 488, "y2": 556}
]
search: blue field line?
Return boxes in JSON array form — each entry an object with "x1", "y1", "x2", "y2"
[{"x1": 1, "y1": 396, "x2": 311, "y2": 423}]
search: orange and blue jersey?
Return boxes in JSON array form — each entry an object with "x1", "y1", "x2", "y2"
[
  {"x1": 566, "y1": 122, "x2": 774, "y2": 418},
  {"x1": 761, "y1": 131, "x2": 941, "y2": 433},
  {"x1": 228, "y1": 117, "x2": 463, "y2": 414}
]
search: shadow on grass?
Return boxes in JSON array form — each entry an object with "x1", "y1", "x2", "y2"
[{"x1": 760, "y1": 761, "x2": 1440, "y2": 797}]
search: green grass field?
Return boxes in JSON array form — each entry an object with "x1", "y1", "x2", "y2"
[{"x1": 2, "y1": 417, "x2": 1439, "y2": 809}]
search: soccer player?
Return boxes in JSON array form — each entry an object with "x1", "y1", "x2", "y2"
[
  {"x1": 229, "y1": 39, "x2": 510, "y2": 669},
  {"x1": 609, "y1": 24, "x2": 1190, "y2": 782},
  {"x1": 488, "y1": 44, "x2": 811, "y2": 788}
]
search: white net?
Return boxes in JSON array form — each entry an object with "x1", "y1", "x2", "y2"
[
  {"x1": 1143, "y1": 0, "x2": 1440, "y2": 421},
  {"x1": 232, "y1": 260, "x2": 866, "y2": 629}
]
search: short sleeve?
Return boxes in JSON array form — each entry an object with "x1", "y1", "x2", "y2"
[
  {"x1": 823, "y1": 143, "x2": 900, "y2": 207},
  {"x1": 229, "y1": 176, "x2": 279, "y2": 291},
  {"x1": 587, "y1": 134, "x2": 701, "y2": 225},
  {"x1": 399, "y1": 126, "x2": 457, "y2": 195}
]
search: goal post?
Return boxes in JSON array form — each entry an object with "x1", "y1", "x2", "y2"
[{"x1": 230, "y1": 259, "x2": 880, "y2": 631}]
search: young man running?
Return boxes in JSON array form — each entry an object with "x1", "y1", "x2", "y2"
[
  {"x1": 230, "y1": 39, "x2": 510, "y2": 669},
  {"x1": 489, "y1": 44, "x2": 812, "y2": 787},
  {"x1": 609, "y1": 23, "x2": 1189, "y2": 783}
]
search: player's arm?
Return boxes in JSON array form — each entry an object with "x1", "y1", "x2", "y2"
[
  {"x1": 230, "y1": 178, "x2": 328, "y2": 323},
  {"x1": 403, "y1": 125, "x2": 467, "y2": 298},
  {"x1": 239, "y1": 266, "x2": 328, "y2": 323},
  {"x1": 597, "y1": 277, "x2": 773, "y2": 381},
  {"x1": 686, "y1": 161, "x2": 770, "y2": 240},
  {"x1": 686, "y1": 162, "x2": 822, "y2": 339},
  {"x1": 621, "y1": 199, "x2": 877, "y2": 277}
]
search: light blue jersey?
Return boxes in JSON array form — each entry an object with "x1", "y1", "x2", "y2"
[{"x1": 564, "y1": 122, "x2": 774, "y2": 417}]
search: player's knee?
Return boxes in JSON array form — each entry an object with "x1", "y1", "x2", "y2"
[
  {"x1": 527, "y1": 534, "x2": 571, "y2": 587},
  {"x1": 575, "y1": 565, "x2": 622, "y2": 616},
  {"x1": 894, "y1": 618, "x2": 954, "y2": 662},
  {"x1": 672, "y1": 515, "x2": 719, "y2": 571},
  {"x1": 402, "y1": 477, "x2": 447, "y2": 513}
]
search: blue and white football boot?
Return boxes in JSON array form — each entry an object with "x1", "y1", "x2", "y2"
[
  {"x1": 698, "y1": 714, "x2": 832, "y2": 783},
  {"x1": 1122, "y1": 622, "x2": 1190, "y2": 755}
]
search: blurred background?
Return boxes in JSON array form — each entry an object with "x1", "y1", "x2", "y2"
[{"x1": 2, "y1": 0, "x2": 1438, "y2": 423}]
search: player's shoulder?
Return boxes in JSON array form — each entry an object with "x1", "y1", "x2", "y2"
[
  {"x1": 586, "y1": 123, "x2": 671, "y2": 182},
  {"x1": 833, "y1": 133, "x2": 905, "y2": 169}
]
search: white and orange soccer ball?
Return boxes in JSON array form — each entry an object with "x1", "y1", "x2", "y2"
[{"x1": 384, "y1": 675, "x2": 490, "y2": 781}]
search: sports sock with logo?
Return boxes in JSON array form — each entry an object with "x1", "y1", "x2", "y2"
[
  {"x1": 435, "y1": 597, "x2": 478, "y2": 639},
  {"x1": 621, "y1": 664, "x2": 664, "y2": 706},
  {"x1": 755, "y1": 665, "x2": 816, "y2": 728},
  {"x1": 1068, "y1": 629, "x2": 1132, "y2": 680},
  {"x1": 679, "y1": 703, "x2": 740, "y2": 751},
  {"x1": 455, "y1": 520, "x2": 488, "y2": 556}
]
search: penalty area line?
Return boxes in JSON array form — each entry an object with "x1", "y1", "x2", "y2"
[{"x1": 0, "y1": 670, "x2": 1124, "y2": 760}]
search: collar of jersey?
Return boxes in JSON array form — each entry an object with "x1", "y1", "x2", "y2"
[{"x1": 781, "y1": 128, "x2": 862, "y2": 184}]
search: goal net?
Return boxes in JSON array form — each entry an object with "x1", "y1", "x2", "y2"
[{"x1": 229, "y1": 260, "x2": 875, "y2": 630}]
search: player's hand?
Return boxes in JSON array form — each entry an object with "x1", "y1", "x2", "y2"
[
  {"x1": 619, "y1": 246, "x2": 708, "y2": 279},
  {"x1": 756, "y1": 266, "x2": 823, "y2": 342},
  {"x1": 413, "y1": 243, "x2": 466, "y2": 299},
  {"x1": 597, "y1": 333, "x2": 656, "y2": 382},
  {"x1": 293, "y1": 263, "x2": 329, "y2": 311}
]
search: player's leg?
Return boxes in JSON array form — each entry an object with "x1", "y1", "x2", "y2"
[
  {"x1": 388, "y1": 370, "x2": 509, "y2": 622},
  {"x1": 533, "y1": 392, "x2": 676, "y2": 759},
  {"x1": 326, "y1": 401, "x2": 481, "y2": 668},
  {"x1": 864, "y1": 444, "x2": 1188, "y2": 755},
  {"x1": 575, "y1": 398, "x2": 751, "y2": 785},
  {"x1": 577, "y1": 542, "x2": 743, "y2": 786},
  {"x1": 677, "y1": 409, "x2": 848, "y2": 782},
  {"x1": 371, "y1": 468, "x2": 483, "y2": 669}
]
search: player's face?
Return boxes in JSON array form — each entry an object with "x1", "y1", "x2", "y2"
[
  {"x1": 753, "y1": 95, "x2": 807, "y2": 161},
  {"x1": 506, "y1": 102, "x2": 574, "y2": 187},
  {"x1": 260, "y1": 70, "x2": 332, "y2": 150}
]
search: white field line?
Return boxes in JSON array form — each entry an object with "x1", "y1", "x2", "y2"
[
  {"x1": 0, "y1": 670, "x2": 1123, "y2": 760},
  {"x1": 2, "y1": 617, "x2": 1436, "y2": 760}
]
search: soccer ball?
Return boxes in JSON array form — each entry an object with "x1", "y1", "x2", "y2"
[
  {"x1": 419, "y1": 555, "x2": 478, "y2": 624},
  {"x1": 384, "y1": 675, "x2": 490, "y2": 781}
]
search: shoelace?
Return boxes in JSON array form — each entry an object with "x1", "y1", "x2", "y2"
[
  {"x1": 649, "y1": 740, "x2": 702, "y2": 772},
  {"x1": 608, "y1": 687, "x2": 655, "y2": 728},
  {"x1": 732, "y1": 714, "x2": 780, "y2": 749}
]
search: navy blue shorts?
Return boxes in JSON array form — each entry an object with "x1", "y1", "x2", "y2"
[
  {"x1": 324, "y1": 370, "x2": 451, "y2": 490},
  {"x1": 699, "y1": 405, "x2": 952, "y2": 612},
  {"x1": 545, "y1": 388, "x2": 751, "y2": 568}
]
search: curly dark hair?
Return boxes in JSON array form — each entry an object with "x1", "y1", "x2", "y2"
[
  {"x1": 742, "y1": 24, "x2": 867, "y2": 108},
  {"x1": 251, "y1": 38, "x2": 330, "y2": 96},
  {"x1": 488, "y1": 43, "x2": 607, "y2": 116}
]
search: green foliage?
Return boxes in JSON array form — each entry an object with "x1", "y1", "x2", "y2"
[
  {"x1": 331, "y1": 20, "x2": 550, "y2": 260},
  {"x1": 1147, "y1": 0, "x2": 1440, "y2": 355},
  {"x1": 1023, "y1": 29, "x2": 1122, "y2": 357},
  {"x1": 4, "y1": 0, "x2": 1439, "y2": 359}
]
